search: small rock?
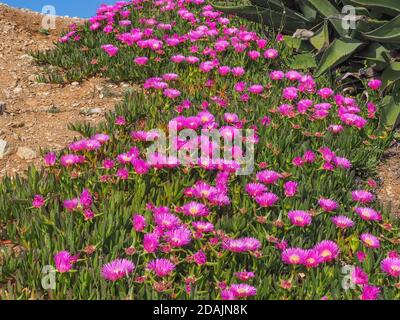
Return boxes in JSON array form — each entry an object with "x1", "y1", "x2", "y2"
[
  {"x1": 0, "y1": 140, "x2": 9, "y2": 159},
  {"x1": 0, "y1": 101, "x2": 5, "y2": 115},
  {"x1": 16, "y1": 147, "x2": 37, "y2": 160},
  {"x1": 71, "y1": 82, "x2": 80, "y2": 86},
  {"x1": 85, "y1": 107, "x2": 103, "y2": 116},
  {"x1": 13, "y1": 87, "x2": 23, "y2": 94},
  {"x1": 47, "y1": 105, "x2": 60, "y2": 114}
]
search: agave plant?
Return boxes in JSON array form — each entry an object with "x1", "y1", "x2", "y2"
[{"x1": 212, "y1": 0, "x2": 400, "y2": 129}]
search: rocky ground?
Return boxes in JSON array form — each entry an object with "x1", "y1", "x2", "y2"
[
  {"x1": 0, "y1": 4, "x2": 127, "y2": 177},
  {"x1": 0, "y1": 4, "x2": 398, "y2": 217}
]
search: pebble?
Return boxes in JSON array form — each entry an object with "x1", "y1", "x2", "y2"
[
  {"x1": 16, "y1": 147, "x2": 37, "y2": 160},
  {"x1": 0, "y1": 139, "x2": 9, "y2": 159},
  {"x1": 0, "y1": 101, "x2": 5, "y2": 115}
]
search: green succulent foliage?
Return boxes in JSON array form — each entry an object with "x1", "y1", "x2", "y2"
[{"x1": 212, "y1": 0, "x2": 400, "y2": 129}]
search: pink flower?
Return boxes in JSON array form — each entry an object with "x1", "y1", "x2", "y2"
[
  {"x1": 248, "y1": 84, "x2": 263, "y2": 94},
  {"x1": 318, "y1": 198, "x2": 339, "y2": 212},
  {"x1": 165, "y1": 226, "x2": 192, "y2": 247},
  {"x1": 256, "y1": 170, "x2": 281, "y2": 184},
  {"x1": 368, "y1": 79, "x2": 382, "y2": 91},
  {"x1": 32, "y1": 195, "x2": 45, "y2": 208},
  {"x1": 101, "y1": 259, "x2": 135, "y2": 281},
  {"x1": 143, "y1": 233, "x2": 159, "y2": 253},
  {"x1": 79, "y1": 189, "x2": 93, "y2": 208},
  {"x1": 234, "y1": 271, "x2": 255, "y2": 282},
  {"x1": 133, "y1": 214, "x2": 147, "y2": 232},
  {"x1": 354, "y1": 207, "x2": 382, "y2": 221},
  {"x1": 192, "y1": 221, "x2": 214, "y2": 233},
  {"x1": 288, "y1": 210, "x2": 312, "y2": 227},
  {"x1": 270, "y1": 70, "x2": 284, "y2": 81},
  {"x1": 331, "y1": 215, "x2": 354, "y2": 229},
  {"x1": 351, "y1": 267, "x2": 369, "y2": 285},
  {"x1": 181, "y1": 202, "x2": 209, "y2": 217},
  {"x1": 63, "y1": 198, "x2": 78, "y2": 211},
  {"x1": 246, "y1": 183, "x2": 267, "y2": 198},
  {"x1": 248, "y1": 50, "x2": 261, "y2": 60},
  {"x1": 360, "y1": 233, "x2": 380, "y2": 249},
  {"x1": 356, "y1": 251, "x2": 367, "y2": 263},
  {"x1": 282, "y1": 87, "x2": 298, "y2": 100},
  {"x1": 147, "y1": 258, "x2": 175, "y2": 277},
  {"x1": 101, "y1": 44, "x2": 119, "y2": 57},
  {"x1": 381, "y1": 258, "x2": 400, "y2": 277},
  {"x1": 361, "y1": 285, "x2": 380, "y2": 300},
  {"x1": 284, "y1": 181, "x2": 298, "y2": 197},
  {"x1": 282, "y1": 248, "x2": 306, "y2": 265},
  {"x1": 304, "y1": 250, "x2": 321, "y2": 268},
  {"x1": 44, "y1": 152, "x2": 56, "y2": 166},
  {"x1": 352, "y1": 190, "x2": 375, "y2": 204},
  {"x1": 153, "y1": 211, "x2": 181, "y2": 230},
  {"x1": 231, "y1": 67, "x2": 245, "y2": 77},
  {"x1": 134, "y1": 56, "x2": 149, "y2": 65},
  {"x1": 314, "y1": 240, "x2": 340, "y2": 262},
  {"x1": 255, "y1": 192, "x2": 279, "y2": 207},
  {"x1": 264, "y1": 49, "x2": 279, "y2": 59},
  {"x1": 54, "y1": 251, "x2": 76, "y2": 273},
  {"x1": 222, "y1": 237, "x2": 261, "y2": 253},
  {"x1": 163, "y1": 88, "x2": 181, "y2": 99},
  {"x1": 193, "y1": 250, "x2": 207, "y2": 266},
  {"x1": 230, "y1": 284, "x2": 257, "y2": 298}
]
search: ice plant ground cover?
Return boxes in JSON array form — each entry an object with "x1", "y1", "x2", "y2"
[{"x1": 1, "y1": 0, "x2": 400, "y2": 300}]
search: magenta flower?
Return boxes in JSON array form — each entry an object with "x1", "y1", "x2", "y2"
[
  {"x1": 367, "y1": 79, "x2": 382, "y2": 91},
  {"x1": 351, "y1": 267, "x2": 369, "y2": 285},
  {"x1": 143, "y1": 233, "x2": 159, "y2": 253},
  {"x1": 255, "y1": 192, "x2": 279, "y2": 207},
  {"x1": 101, "y1": 44, "x2": 119, "y2": 57},
  {"x1": 248, "y1": 84, "x2": 263, "y2": 94},
  {"x1": 147, "y1": 258, "x2": 175, "y2": 277},
  {"x1": 230, "y1": 284, "x2": 257, "y2": 298},
  {"x1": 101, "y1": 259, "x2": 135, "y2": 281},
  {"x1": 181, "y1": 202, "x2": 209, "y2": 217},
  {"x1": 193, "y1": 250, "x2": 207, "y2": 266},
  {"x1": 256, "y1": 170, "x2": 281, "y2": 184},
  {"x1": 318, "y1": 198, "x2": 339, "y2": 212},
  {"x1": 381, "y1": 258, "x2": 400, "y2": 277},
  {"x1": 32, "y1": 195, "x2": 45, "y2": 208},
  {"x1": 352, "y1": 190, "x2": 375, "y2": 204},
  {"x1": 79, "y1": 189, "x2": 93, "y2": 208},
  {"x1": 282, "y1": 248, "x2": 306, "y2": 265},
  {"x1": 245, "y1": 183, "x2": 267, "y2": 198},
  {"x1": 331, "y1": 215, "x2": 354, "y2": 229},
  {"x1": 54, "y1": 251, "x2": 75, "y2": 273},
  {"x1": 165, "y1": 226, "x2": 192, "y2": 248},
  {"x1": 264, "y1": 48, "x2": 278, "y2": 59},
  {"x1": 354, "y1": 207, "x2": 382, "y2": 221},
  {"x1": 284, "y1": 181, "x2": 298, "y2": 197},
  {"x1": 63, "y1": 198, "x2": 78, "y2": 212},
  {"x1": 234, "y1": 271, "x2": 255, "y2": 282},
  {"x1": 304, "y1": 249, "x2": 321, "y2": 268},
  {"x1": 222, "y1": 237, "x2": 261, "y2": 253},
  {"x1": 288, "y1": 210, "x2": 312, "y2": 227},
  {"x1": 44, "y1": 152, "x2": 56, "y2": 166},
  {"x1": 314, "y1": 240, "x2": 340, "y2": 262},
  {"x1": 154, "y1": 211, "x2": 181, "y2": 230},
  {"x1": 192, "y1": 221, "x2": 214, "y2": 233},
  {"x1": 134, "y1": 56, "x2": 148, "y2": 65},
  {"x1": 132, "y1": 214, "x2": 147, "y2": 232},
  {"x1": 361, "y1": 285, "x2": 380, "y2": 300},
  {"x1": 163, "y1": 88, "x2": 181, "y2": 99},
  {"x1": 360, "y1": 233, "x2": 380, "y2": 249}
]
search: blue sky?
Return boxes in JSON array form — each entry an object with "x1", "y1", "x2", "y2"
[{"x1": 1, "y1": 0, "x2": 117, "y2": 18}]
